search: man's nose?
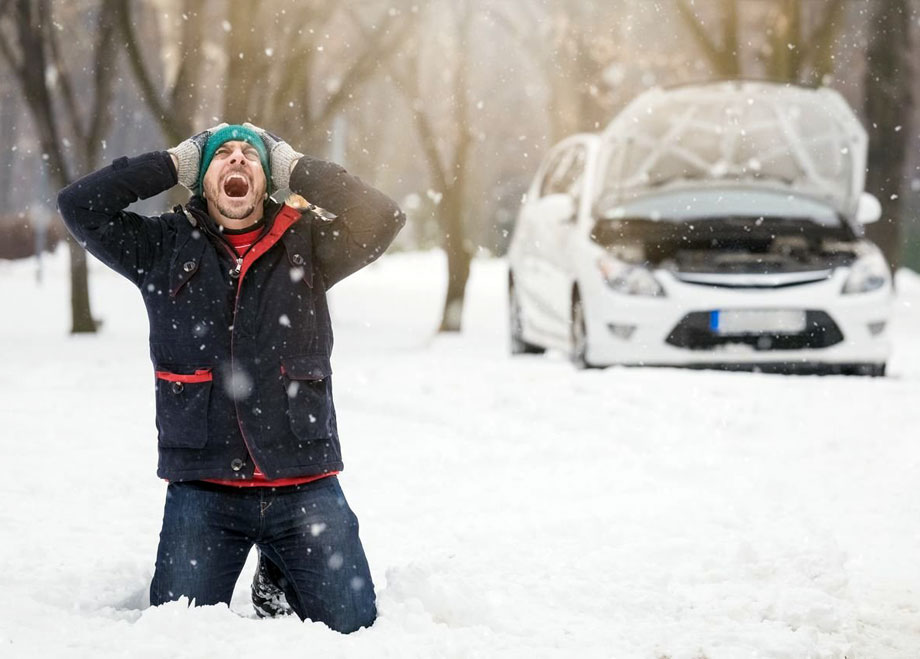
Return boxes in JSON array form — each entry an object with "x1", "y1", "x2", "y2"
[{"x1": 228, "y1": 147, "x2": 246, "y2": 164}]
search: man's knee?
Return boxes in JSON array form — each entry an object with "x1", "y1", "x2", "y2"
[
  {"x1": 294, "y1": 589, "x2": 376, "y2": 633},
  {"x1": 269, "y1": 549, "x2": 377, "y2": 632}
]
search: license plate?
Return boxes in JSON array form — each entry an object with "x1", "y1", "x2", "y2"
[{"x1": 710, "y1": 309, "x2": 807, "y2": 335}]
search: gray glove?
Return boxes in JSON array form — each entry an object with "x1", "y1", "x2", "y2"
[
  {"x1": 242, "y1": 122, "x2": 303, "y2": 192},
  {"x1": 167, "y1": 123, "x2": 228, "y2": 190}
]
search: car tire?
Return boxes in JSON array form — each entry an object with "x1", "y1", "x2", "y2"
[
  {"x1": 570, "y1": 294, "x2": 594, "y2": 369},
  {"x1": 509, "y1": 282, "x2": 545, "y2": 355},
  {"x1": 840, "y1": 363, "x2": 887, "y2": 377}
]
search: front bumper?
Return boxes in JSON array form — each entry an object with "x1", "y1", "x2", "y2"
[{"x1": 582, "y1": 268, "x2": 892, "y2": 367}]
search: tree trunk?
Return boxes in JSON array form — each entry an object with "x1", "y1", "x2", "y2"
[
  {"x1": 439, "y1": 193, "x2": 472, "y2": 332},
  {"x1": 767, "y1": 0, "x2": 802, "y2": 82},
  {"x1": 437, "y1": 1, "x2": 473, "y2": 333},
  {"x1": 68, "y1": 240, "x2": 97, "y2": 332},
  {"x1": 0, "y1": 85, "x2": 14, "y2": 205},
  {"x1": 863, "y1": 0, "x2": 912, "y2": 271}
]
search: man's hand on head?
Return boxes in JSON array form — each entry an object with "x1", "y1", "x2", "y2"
[
  {"x1": 167, "y1": 123, "x2": 228, "y2": 191},
  {"x1": 242, "y1": 122, "x2": 304, "y2": 192}
]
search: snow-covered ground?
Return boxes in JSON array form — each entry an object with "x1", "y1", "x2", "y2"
[{"x1": 1, "y1": 247, "x2": 919, "y2": 658}]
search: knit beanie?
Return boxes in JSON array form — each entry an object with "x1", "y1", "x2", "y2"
[{"x1": 197, "y1": 124, "x2": 271, "y2": 195}]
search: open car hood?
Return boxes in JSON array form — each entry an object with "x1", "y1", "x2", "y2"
[{"x1": 597, "y1": 81, "x2": 867, "y2": 218}]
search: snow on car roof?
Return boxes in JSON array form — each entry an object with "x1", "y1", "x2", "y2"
[{"x1": 598, "y1": 81, "x2": 867, "y2": 217}]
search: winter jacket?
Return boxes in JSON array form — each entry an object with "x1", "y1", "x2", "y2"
[{"x1": 58, "y1": 151, "x2": 405, "y2": 481}]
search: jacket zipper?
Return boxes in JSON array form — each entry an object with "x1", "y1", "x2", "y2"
[
  {"x1": 193, "y1": 203, "x2": 299, "y2": 478},
  {"x1": 217, "y1": 239, "x2": 263, "y2": 477}
]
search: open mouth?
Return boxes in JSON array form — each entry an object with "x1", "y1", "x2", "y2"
[{"x1": 223, "y1": 173, "x2": 250, "y2": 198}]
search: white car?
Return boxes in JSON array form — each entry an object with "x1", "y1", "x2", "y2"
[{"x1": 508, "y1": 81, "x2": 893, "y2": 375}]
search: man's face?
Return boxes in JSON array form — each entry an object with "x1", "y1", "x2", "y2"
[{"x1": 201, "y1": 140, "x2": 267, "y2": 222}]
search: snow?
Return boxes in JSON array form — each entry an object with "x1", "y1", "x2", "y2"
[{"x1": 1, "y1": 248, "x2": 919, "y2": 658}]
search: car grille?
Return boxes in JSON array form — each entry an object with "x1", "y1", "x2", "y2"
[
  {"x1": 671, "y1": 270, "x2": 834, "y2": 289},
  {"x1": 665, "y1": 310, "x2": 844, "y2": 351}
]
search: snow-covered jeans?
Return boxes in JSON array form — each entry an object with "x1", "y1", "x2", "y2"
[{"x1": 149, "y1": 476, "x2": 376, "y2": 633}]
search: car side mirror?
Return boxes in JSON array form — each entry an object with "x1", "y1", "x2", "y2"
[
  {"x1": 535, "y1": 194, "x2": 576, "y2": 224},
  {"x1": 856, "y1": 192, "x2": 881, "y2": 225}
]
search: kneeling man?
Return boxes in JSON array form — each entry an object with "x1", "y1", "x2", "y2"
[{"x1": 58, "y1": 123, "x2": 405, "y2": 632}]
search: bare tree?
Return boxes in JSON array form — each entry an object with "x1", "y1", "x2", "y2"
[
  {"x1": 0, "y1": 0, "x2": 120, "y2": 333},
  {"x1": 378, "y1": 2, "x2": 475, "y2": 331},
  {"x1": 676, "y1": 0, "x2": 846, "y2": 83}
]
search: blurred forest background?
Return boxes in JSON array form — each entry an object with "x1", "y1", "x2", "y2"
[{"x1": 1, "y1": 0, "x2": 918, "y2": 332}]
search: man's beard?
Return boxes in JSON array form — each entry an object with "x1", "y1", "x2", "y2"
[{"x1": 217, "y1": 201, "x2": 257, "y2": 220}]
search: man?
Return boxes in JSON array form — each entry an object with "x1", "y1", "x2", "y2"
[{"x1": 57, "y1": 123, "x2": 405, "y2": 632}]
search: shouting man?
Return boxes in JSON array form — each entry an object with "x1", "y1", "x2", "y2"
[{"x1": 57, "y1": 124, "x2": 405, "y2": 632}]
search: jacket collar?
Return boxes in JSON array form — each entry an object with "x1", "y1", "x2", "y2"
[{"x1": 185, "y1": 195, "x2": 283, "y2": 247}]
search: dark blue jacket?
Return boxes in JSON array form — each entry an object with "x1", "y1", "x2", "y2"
[{"x1": 58, "y1": 151, "x2": 405, "y2": 481}]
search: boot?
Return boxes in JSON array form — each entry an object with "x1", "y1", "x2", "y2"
[{"x1": 251, "y1": 550, "x2": 294, "y2": 618}]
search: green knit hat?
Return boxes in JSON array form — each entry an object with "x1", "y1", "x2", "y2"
[{"x1": 197, "y1": 124, "x2": 270, "y2": 195}]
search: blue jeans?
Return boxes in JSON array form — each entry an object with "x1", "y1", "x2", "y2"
[{"x1": 149, "y1": 476, "x2": 375, "y2": 633}]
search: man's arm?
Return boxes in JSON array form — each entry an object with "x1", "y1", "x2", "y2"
[
  {"x1": 288, "y1": 156, "x2": 407, "y2": 290},
  {"x1": 57, "y1": 151, "x2": 178, "y2": 287}
]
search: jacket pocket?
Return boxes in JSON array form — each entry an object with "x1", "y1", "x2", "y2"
[
  {"x1": 280, "y1": 355, "x2": 335, "y2": 442},
  {"x1": 154, "y1": 368, "x2": 212, "y2": 449},
  {"x1": 168, "y1": 232, "x2": 207, "y2": 297}
]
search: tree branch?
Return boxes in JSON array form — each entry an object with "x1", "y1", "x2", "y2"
[
  {"x1": 84, "y1": 0, "x2": 119, "y2": 165},
  {"x1": 489, "y1": 1, "x2": 545, "y2": 53},
  {"x1": 166, "y1": 0, "x2": 203, "y2": 136},
  {"x1": 383, "y1": 42, "x2": 449, "y2": 193},
  {"x1": 448, "y1": 1, "x2": 473, "y2": 176},
  {"x1": 0, "y1": 0, "x2": 23, "y2": 74},
  {"x1": 722, "y1": 0, "x2": 739, "y2": 74},
  {"x1": 118, "y1": 0, "x2": 184, "y2": 143},
  {"x1": 0, "y1": 28, "x2": 23, "y2": 75},
  {"x1": 311, "y1": 10, "x2": 413, "y2": 130},
  {"x1": 676, "y1": 0, "x2": 729, "y2": 72},
  {"x1": 340, "y1": 5, "x2": 447, "y2": 190},
  {"x1": 44, "y1": 2, "x2": 85, "y2": 145},
  {"x1": 804, "y1": 0, "x2": 846, "y2": 81}
]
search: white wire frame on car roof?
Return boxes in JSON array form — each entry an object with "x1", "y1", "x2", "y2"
[{"x1": 597, "y1": 81, "x2": 867, "y2": 216}]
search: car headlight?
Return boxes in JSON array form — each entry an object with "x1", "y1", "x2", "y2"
[
  {"x1": 597, "y1": 256, "x2": 665, "y2": 297},
  {"x1": 842, "y1": 250, "x2": 890, "y2": 294}
]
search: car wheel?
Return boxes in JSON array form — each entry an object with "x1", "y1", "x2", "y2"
[
  {"x1": 509, "y1": 282, "x2": 545, "y2": 355},
  {"x1": 570, "y1": 294, "x2": 593, "y2": 369}
]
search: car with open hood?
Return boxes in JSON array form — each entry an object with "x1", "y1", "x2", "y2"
[{"x1": 507, "y1": 80, "x2": 892, "y2": 374}]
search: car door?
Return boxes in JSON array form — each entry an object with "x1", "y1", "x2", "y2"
[
  {"x1": 535, "y1": 141, "x2": 589, "y2": 341},
  {"x1": 513, "y1": 146, "x2": 568, "y2": 342}
]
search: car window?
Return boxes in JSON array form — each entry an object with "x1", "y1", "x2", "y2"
[
  {"x1": 540, "y1": 145, "x2": 587, "y2": 200},
  {"x1": 538, "y1": 150, "x2": 565, "y2": 197}
]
